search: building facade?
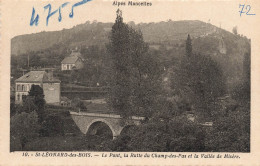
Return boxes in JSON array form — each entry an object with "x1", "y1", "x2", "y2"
[
  {"x1": 61, "y1": 52, "x2": 84, "y2": 71},
  {"x1": 15, "y1": 71, "x2": 61, "y2": 105}
]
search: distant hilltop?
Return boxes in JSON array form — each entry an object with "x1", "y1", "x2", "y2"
[{"x1": 11, "y1": 20, "x2": 232, "y2": 55}]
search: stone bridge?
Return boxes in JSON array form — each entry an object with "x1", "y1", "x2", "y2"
[{"x1": 70, "y1": 111, "x2": 145, "y2": 139}]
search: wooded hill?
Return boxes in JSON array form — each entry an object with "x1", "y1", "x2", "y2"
[
  {"x1": 12, "y1": 20, "x2": 249, "y2": 55},
  {"x1": 11, "y1": 20, "x2": 250, "y2": 88}
]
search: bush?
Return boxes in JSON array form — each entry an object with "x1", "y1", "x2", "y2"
[
  {"x1": 206, "y1": 104, "x2": 250, "y2": 152},
  {"x1": 40, "y1": 115, "x2": 65, "y2": 137},
  {"x1": 110, "y1": 116, "x2": 206, "y2": 152},
  {"x1": 10, "y1": 111, "x2": 39, "y2": 151}
]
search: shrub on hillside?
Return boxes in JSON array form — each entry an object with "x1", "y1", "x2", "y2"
[
  {"x1": 10, "y1": 111, "x2": 39, "y2": 151},
  {"x1": 40, "y1": 115, "x2": 65, "y2": 137}
]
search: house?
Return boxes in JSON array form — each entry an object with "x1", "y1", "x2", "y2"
[
  {"x1": 61, "y1": 52, "x2": 84, "y2": 71},
  {"x1": 15, "y1": 70, "x2": 61, "y2": 105},
  {"x1": 60, "y1": 96, "x2": 72, "y2": 107}
]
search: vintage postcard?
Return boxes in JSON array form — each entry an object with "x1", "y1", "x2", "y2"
[{"x1": 1, "y1": 0, "x2": 260, "y2": 165}]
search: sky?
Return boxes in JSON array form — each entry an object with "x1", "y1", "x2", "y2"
[{"x1": 4, "y1": 0, "x2": 259, "y2": 38}]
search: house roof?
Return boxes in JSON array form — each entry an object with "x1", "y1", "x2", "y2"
[
  {"x1": 61, "y1": 56, "x2": 79, "y2": 64},
  {"x1": 15, "y1": 71, "x2": 60, "y2": 83},
  {"x1": 61, "y1": 52, "x2": 83, "y2": 64}
]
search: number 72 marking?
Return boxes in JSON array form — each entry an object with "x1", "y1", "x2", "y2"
[{"x1": 239, "y1": 4, "x2": 256, "y2": 16}]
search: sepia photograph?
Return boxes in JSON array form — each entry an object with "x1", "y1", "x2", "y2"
[
  {"x1": 8, "y1": 0, "x2": 252, "y2": 153},
  {"x1": 2, "y1": 1, "x2": 260, "y2": 165}
]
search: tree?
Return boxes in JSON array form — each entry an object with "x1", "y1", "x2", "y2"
[
  {"x1": 243, "y1": 51, "x2": 250, "y2": 84},
  {"x1": 206, "y1": 99, "x2": 250, "y2": 152},
  {"x1": 216, "y1": 51, "x2": 251, "y2": 152},
  {"x1": 27, "y1": 85, "x2": 46, "y2": 123},
  {"x1": 107, "y1": 9, "x2": 132, "y2": 118},
  {"x1": 232, "y1": 50, "x2": 250, "y2": 105},
  {"x1": 186, "y1": 34, "x2": 192, "y2": 57},
  {"x1": 107, "y1": 9, "x2": 162, "y2": 118},
  {"x1": 29, "y1": 54, "x2": 41, "y2": 67},
  {"x1": 171, "y1": 54, "x2": 226, "y2": 119},
  {"x1": 110, "y1": 115, "x2": 205, "y2": 152},
  {"x1": 22, "y1": 96, "x2": 38, "y2": 113},
  {"x1": 205, "y1": 50, "x2": 251, "y2": 152},
  {"x1": 41, "y1": 115, "x2": 65, "y2": 137},
  {"x1": 242, "y1": 51, "x2": 250, "y2": 103},
  {"x1": 107, "y1": 89, "x2": 206, "y2": 152},
  {"x1": 10, "y1": 111, "x2": 39, "y2": 151}
]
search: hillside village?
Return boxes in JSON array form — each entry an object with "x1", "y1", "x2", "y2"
[{"x1": 10, "y1": 17, "x2": 250, "y2": 152}]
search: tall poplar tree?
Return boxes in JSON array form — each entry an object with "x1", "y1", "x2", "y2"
[
  {"x1": 107, "y1": 9, "x2": 162, "y2": 118},
  {"x1": 186, "y1": 34, "x2": 192, "y2": 57},
  {"x1": 107, "y1": 9, "x2": 132, "y2": 118}
]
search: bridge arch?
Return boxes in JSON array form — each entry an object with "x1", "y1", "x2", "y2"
[{"x1": 86, "y1": 118, "x2": 116, "y2": 138}]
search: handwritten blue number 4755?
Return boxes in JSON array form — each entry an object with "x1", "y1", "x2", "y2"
[
  {"x1": 239, "y1": 4, "x2": 256, "y2": 16},
  {"x1": 30, "y1": 0, "x2": 92, "y2": 26}
]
